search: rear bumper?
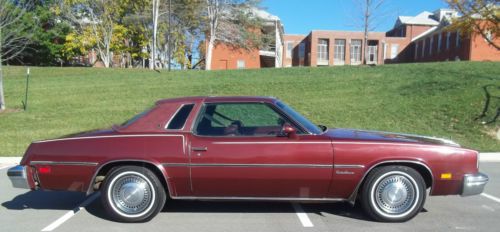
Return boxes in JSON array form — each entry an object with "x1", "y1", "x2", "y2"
[
  {"x1": 461, "y1": 172, "x2": 489, "y2": 196},
  {"x1": 7, "y1": 165, "x2": 30, "y2": 189}
]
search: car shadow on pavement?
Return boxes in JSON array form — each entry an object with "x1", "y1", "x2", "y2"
[
  {"x1": 85, "y1": 198, "x2": 387, "y2": 222},
  {"x1": 2, "y1": 190, "x2": 87, "y2": 210}
]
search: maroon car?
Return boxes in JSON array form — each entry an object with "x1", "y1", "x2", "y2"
[{"x1": 8, "y1": 96, "x2": 488, "y2": 222}]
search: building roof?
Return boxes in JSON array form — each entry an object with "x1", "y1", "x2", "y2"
[
  {"x1": 396, "y1": 11, "x2": 440, "y2": 26},
  {"x1": 252, "y1": 8, "x2": 280, "y2": 21}
]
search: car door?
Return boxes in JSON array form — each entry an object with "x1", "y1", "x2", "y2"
[{"x1": 187, "y1": 102, "x2": 333, "y2": 198}]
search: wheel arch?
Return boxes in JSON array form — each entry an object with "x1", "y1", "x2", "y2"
[
  {"x1": 348, "y1": 160, "x2": 434, "y2": 204},
  {"x1": 86, "y1": 159, "x2": 173, "y2": 197}
]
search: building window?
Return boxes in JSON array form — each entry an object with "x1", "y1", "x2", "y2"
[
  {"x1": 390, "y1": 44, "x2": 399, "y2": 59},
  {"x1": 421, "y1": 39, "x2": 426, "y2": 58},
  {"x1": 415, "y1": 43, "x2": 419, "y2": 60},
  {"x1": 237, "y1": 60, "x2": 245, "y2": 69},
  {"x1": 286, "y1": 41, "x2": 293, "y2": 59},
  {"x1": 317, "y1": 39, "x2": 329, "y2": 65},
  {"x1": 438, "y1": 33, "x2": 442, "y2": 52},
  {"x1": 429, "y1": 37, "x2": 434, "y2": 55},
  {"x1": 456, "y1": 30, "x2": 460, "y2": 48},
  {"x1": 485, "y1": 30, "x2": 493, "y2": 42},
  {"x1": 334, "y1": 39, "x2": 345, "y2": 64},
  {"x1": 299, "y1": 42, "x2": 305, "y2": 59},
  {"x1": 446, "y1": 32, "x2": 451, "y2": 50},
  {"x1": 350, "y1": 39, "x2": 362, "y2": 64}
]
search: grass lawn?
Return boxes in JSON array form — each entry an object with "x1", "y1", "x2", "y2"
[{"x1": 0, "y1": 61, "x2": 499, "y2": 156}]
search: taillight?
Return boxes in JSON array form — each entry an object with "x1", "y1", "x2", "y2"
[{"x1": 38, "y1": 166, "x2": 51, "y2": 174}]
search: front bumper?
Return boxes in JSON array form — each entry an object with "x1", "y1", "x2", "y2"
[
  {"x1": 461, "y1": 172, "x2": 489, "y2": 196},
  {"x1": 7, "y1": 165, "x2": 30, "y2": 189}
]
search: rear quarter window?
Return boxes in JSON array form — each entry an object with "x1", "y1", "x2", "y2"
[{"x1": 167, "y1": 104, "x2": 195, "y2": 130}]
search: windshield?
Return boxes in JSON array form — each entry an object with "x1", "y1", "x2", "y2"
[{"x1": 275, "y1": 101, "x2": 323, "y2": 134}]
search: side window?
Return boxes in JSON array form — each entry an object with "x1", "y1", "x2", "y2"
[
  {"x1": 167, "y1": 104, "x2": 194, "y2": 130},
  {"x1": 195, "y1": 103, "x2": 298, "y2": 136}
]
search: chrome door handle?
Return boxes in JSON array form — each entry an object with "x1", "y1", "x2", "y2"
[{"x1": 192, "y1": 147, "x2": 208, "y2": 151}]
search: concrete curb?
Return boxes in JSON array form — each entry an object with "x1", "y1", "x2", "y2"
[
  {"x1": 0, "y1": 157, "x2": 21, "y2": 165},
  {"x1": 479, "y1": 153, "x2": 500, "y2": 162},
  {"x1": 1, "y1": 153, "x2": 500, "y2": 165}
]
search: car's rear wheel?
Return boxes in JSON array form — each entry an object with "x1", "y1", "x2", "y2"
[
  {"x1": 101, "y1": 165, "x2": 166, "y2": 222},
  {"x1": 360, "y1": 165, "x2": 426, "y2": 222}
]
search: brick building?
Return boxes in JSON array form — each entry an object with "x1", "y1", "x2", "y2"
[
  {"x1": 208, "y1": 9, "x2": 284, "y2": 70},
  {"x1": 283, "y1": 9, "x2": 500, "y2": 68}
]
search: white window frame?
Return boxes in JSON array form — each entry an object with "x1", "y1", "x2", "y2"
[
  {"x1": 237, "y1": 60, "x2": 245, "y2": 69},
  {"x1": 390, "y1": 44, "x2": 399, "y2": 59},
  {"x1": 286, "y1": 41, "x2": 293, "y2": 59},
  {"x1": 317, "y1": 39, "x2": 329, "y2": 65},
  {"x1": 334, "y1": 39, "x2": 346, "y2": 65},
  {"x1": 350, "y1": 39, "x2": 362, "y2": 64}
]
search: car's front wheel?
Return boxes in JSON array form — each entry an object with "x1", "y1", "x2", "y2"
[
  {"x1": 101, "y1": 165, "x2": 166, "y2": 222},
  {"x1": 360, "y1": 165, "x2": 426, "y2": 222}
]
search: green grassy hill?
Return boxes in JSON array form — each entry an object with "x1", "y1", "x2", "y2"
[{"x1": 1, "y1": 62, "x2": 499, "y2": 156}]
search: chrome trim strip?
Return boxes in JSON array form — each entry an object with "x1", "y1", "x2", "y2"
[
  {"x1": 334, "y1": 164, "x2": 365, "y2": 169},
  {"x1": 30, "y1": 161, "x2": 98, "y2": 166},
  {"x1": 347, "y1": 160, "x2": 434, "y2": 204},
  {"x1": 332, "y1": 141, "x2": 456, "y2": 148},
  {"x1": 162, "y1": 163, "x2": 189, "y2": 167},
  {"x1": 213, "y1": 141, "x2": 331, "y2": 145},
  {"x1": 171, "y1": 196, "x2": 346, "y2": 202},
  {"x1": 33, "y1": 134, "x2": 185, "y2": 144},
  {"x1": 162, "y1": 163, "x2": 333, "y2": 168},
  {"x1": 85, "y1": 159, "x2": 175, "y2": 197}
]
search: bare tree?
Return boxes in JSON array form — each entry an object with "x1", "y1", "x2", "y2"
[
  {"x1": 446, "y1": 0, "x2": 499, "y2": 50},
  {"x1": 0, "y1": 0, "x2": 31, "y2": 110},
  {"x1": 351, "y1": 0, "x2": 388, "y2": 64}
]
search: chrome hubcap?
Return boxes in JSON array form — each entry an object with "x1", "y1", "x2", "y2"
[
  {"x1": 111, "y1": 174, "x2": 152, "y2": 215},
  {"x1": 375, "y1": 174, "x2": 416, "y2": 214}
]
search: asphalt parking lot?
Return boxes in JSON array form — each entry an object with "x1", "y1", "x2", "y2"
[{"x1": 1, "y1": 162, "x2": 500, "y2": 232}]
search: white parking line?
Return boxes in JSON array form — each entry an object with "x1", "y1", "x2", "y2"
[
  {"x1": 292, "y1": 203, "x2": 314, "y2": 227},
  {"x1": 41, "y1": 192, "x2": 100, "y2": 231},
  {"x1": 481, "y1": 193, "x2": 500, "y2": 204}
]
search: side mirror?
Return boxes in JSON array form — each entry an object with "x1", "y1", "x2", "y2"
[{"x1": 282, "y1": 125, "x2": 298, "y2": 139}]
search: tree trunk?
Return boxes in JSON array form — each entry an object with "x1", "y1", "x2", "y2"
[
  {"x1": 150, "y1": 0, "x2": 159, "y2": 70},
  {"x1": 0, "y1": 63, "x2": 5, "y2": 111},
  {"x1": 0, "y1": 27, "x2": 5, "y2": 110},
  {"x1": 206, "y1": 36, "x2": 215, "y2": 70}
]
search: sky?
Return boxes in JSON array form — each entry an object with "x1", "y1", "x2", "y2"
[{"x1": 262, "y1": 0, "x2": 449, "y2": 35}]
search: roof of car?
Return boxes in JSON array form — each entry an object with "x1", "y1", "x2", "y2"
[{"x1": 156, "y1": 96, "x2": 278, "y2": 105}]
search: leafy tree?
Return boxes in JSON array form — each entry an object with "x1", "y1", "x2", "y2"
[
  {"x1": 20, "y1": 1, "x2": 72, "y2": 66},
  {"x1": 62, "y1": 0, "x2": 132, "y2": 67},
  {"x1": 446, "y1": 0, "x2": 499, "y2": 50}
]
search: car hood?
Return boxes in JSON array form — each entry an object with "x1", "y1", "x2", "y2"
[{"x1": 325, "y1": 128, "x2": 460, "y2": 147}]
